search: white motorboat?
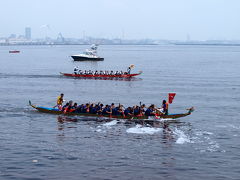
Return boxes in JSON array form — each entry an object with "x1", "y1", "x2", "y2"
[{"x1": 71, "y1": 44, "x2": 104, "y2": 61}]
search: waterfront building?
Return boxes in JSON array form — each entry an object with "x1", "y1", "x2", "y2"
[{"x1": 25, "y1": 27, "x2": 31, "y2": 39}]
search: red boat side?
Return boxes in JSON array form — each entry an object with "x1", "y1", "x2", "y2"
[{"x1": 9, "y1": 50, "x2": 20, "y2": 53}]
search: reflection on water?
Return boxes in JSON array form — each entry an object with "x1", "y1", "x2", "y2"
[
  {"x1": 162, "y1": 122, "x2": 175, "y2": 142},
  {"x1": 57, "y1": 116, "x2": 78, "y2": 133},
  {"x1": 56, "y1": 115, "x2": 192, "y2": 146},
  {"x1": 57, "y1": 115, "x2": 78, "y2": 124}
]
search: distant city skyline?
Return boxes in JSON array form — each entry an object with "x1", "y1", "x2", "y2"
[
  {"x1": 0, "y1": 0, "x2": 239, "y2": 40},
  {"x1": 2, "y1": 26, "x2": 240, "y2": 46}
]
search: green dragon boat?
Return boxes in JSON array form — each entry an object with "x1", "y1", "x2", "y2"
[{"x1": 29, "y1": 101, "x2": 194, "y2": 121}]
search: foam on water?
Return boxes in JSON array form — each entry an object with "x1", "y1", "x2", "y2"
[
  {"x1": 126, "y1": 124, "x2": 162, "y2": 135},
  {"x1": 95, "y1": 120, "x2": 118, "y2": 133},
  {"x1": 148, "y1": 116, "x2": 174, "y2": 122},
  {"x1": 228, "y1": 124, "x2": 240, "y2": 130},
  {"x1": 103, "y1": 120, "x2": 118, "y2": 127},
  {"x1": 195, "y1": 131, "x2": 213, "y2": 136},
  {"x1": 173, "y1": 129, "x2": 191, "y2": 144},
  {"x1": 159, "y1": 118, "x2": 174, "y2": 121}
]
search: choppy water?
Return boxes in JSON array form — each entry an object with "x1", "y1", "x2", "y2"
[{"x1": 0, "y1": 45, "x2": 240, "y2": 180}]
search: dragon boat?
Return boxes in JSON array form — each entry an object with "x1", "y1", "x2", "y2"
[
  {"x1": 60, "y1": 71, "x2": 142, "y2": 78},
  {"x1": 9, "y1": 50, "x2": 20, "y2": 53},
  {"x1": 29, "y1": 101, "x2": 194, "y2": 121}
]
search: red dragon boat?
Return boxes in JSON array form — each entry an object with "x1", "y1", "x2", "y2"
[
  {"x1": 9, "y1": 50, "x2": 20, "y2": 53},
  {"x1": 60, "y1": 71, "x2": 142, "y2": 78}
]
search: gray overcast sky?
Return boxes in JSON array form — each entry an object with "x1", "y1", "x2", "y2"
[{"x1": 0, "y1": 0, "x2": 239, "y2": 40}]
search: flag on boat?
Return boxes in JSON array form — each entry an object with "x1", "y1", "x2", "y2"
[
  {"x1": 168, "y1": 93, "x2": 176, "y2": 104},
  {"x1": 129, "y1": 64, "x2": 135, "y2": 69}
]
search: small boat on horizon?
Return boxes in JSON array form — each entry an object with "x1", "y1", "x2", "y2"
[
  {"x1": 9, "y1": 50, "x2": 20, "y2": 53},
  {"x1": 71, "y1": 44, "x2": 104, "y2": 61}
]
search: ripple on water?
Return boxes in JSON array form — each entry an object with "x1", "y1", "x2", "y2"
[{"x1": 1, "y1": 45, "x2": 240, "y2": 180}]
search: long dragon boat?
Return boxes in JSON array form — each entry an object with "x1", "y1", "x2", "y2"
[
  {"x1": 60, "y1": 71, "x2": 142, "y2": 78},
  {"x1": 29, "y1": 101, "x2": 194, "y2": 121},
  {"x1": 9, "y1": 50, "x2": 20, "y2": 53}
]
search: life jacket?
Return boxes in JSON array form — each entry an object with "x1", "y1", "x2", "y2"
[
  {"x1": 103, "y1": 107, "x2": 110, "y2": 114},
  {"x1": 69, "y1": 108, "x2": 75, "y2": 113},
  {"x1": 124, "y1": 109, "x2": 130, "y2": 116},
  {"x1": 134, "y1": 108, "x2": 140, "y2": 116},
  {"x1": 145, "y1": 108, "x2": 154, "y2": 116},
  {"x1": 90, "y1": 107, "x2": 97, "y2": 114},
  {"x1": 64, "y1": 105, "x2": 72, "y2": 113},
  {"x1": 57, "y1": 96, "x2": 63, "y2": 105},
  {"x1": 61, "y1": 105, "x2": 67, "y2": 111}
]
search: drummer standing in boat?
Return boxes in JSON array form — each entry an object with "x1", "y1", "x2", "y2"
[
  {"x1": 162, "y1": 100, "x2": 169, "y2": 115},
  {"x1": 74, "y1": 66, "x2": 79, "y2": 74},
  {"x1": 127, "y1": 64, "x2": 135, "y2": 74},
  {"x1": 161, "y1": 93, "x2": 176, "y2": 115},
  {"x1": 53, "y1": 93, "x2": 64, "y2": 110}
]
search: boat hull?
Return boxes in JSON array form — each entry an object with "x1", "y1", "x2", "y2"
[
  {"x1": 60, "y1": 72, "x2": 142, "y2": 78},
  {"x1": 71, "y1": 56, "x2": 104, "y2": 61}
]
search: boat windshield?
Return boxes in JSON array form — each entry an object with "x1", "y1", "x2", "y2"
[{"x1": 84, "y1": 51, "x2": 95, "y2": 56}]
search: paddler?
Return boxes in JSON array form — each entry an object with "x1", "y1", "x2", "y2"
[
  {"x1": 53, "y1": 93, "x2": 64, "y2": 110},
  {"x1": 133, "y1": 106, "x2": 140, "y2": 116},
  {"x1": 124, "y1": 107, "x2": 133, "y2": 117},
  {"x1": 162, "y1": 100, "x2": 169, "y2": 115},
  {"x1": 70, "y1": 103, "x2": 78, "y2": 112},
  {"x1": 63, "y1": 100, "x2": 73, "y2": 113},
  {"x1": 117, "y1": 104, "x2": 124, "y2": 116},
  {"x1": 102, "y1": 105, "x2": 112, "y2": 115},
  {"x1": 61, "y1": 102, "x2": 69, "y2": 111},
  {"x1": 139, "y1": 104, "x2": 146, "y2": 116},
  {"x1": 145, "y1": 104, "x2": 156, "y2": 116}
]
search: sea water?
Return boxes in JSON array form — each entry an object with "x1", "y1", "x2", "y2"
[{"x1": 0, "y1": 45, "x2": 240, "y2": 179}]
